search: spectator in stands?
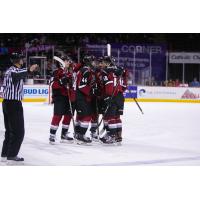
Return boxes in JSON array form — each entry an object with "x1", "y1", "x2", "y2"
[
  {"x1": 164, "y1": 80, "x2": 168, "y2": 86},
  {"x1": 82, "y1": 36, "x2": 89, "y2": 44},
  {"x1": 167, "y1": 79, "x2": 175, "y2": 87},
  {"x1": 190, "y1": 77, "x2": 200, "y2": 87},
  {"x1": 174, "y1": 79, "x2": 180, "y2": 87},
  {"x1": 151, "y1": 76, "x2": 157, "y2": 86},
  {"x1": 46, "y1": 60, "x2": 53, "y2": 78}
]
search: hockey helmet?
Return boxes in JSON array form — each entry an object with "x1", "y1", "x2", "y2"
[
  {"x1": 98, "y1": 56, "x2": 104, "y2": 63},
  {"x1": 82, "y1": 55, "x2": 95, "y2": 65},
  {"x1": 61, "y1": 55, "x2": 72, "y2": 63},
  {"x1": 103, "y1": 56, "x2": 112, "y2": 64}
]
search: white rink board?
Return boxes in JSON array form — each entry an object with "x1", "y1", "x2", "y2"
[
  {"x1": 0, "y1": 85, "x2": 49, "y2": 102},
  {"x1": 1, "y1": 85, "x2": 200, "y2": 102},
  {"x1": 137, "y1": 86, "x2": 200, "y2": 100}
]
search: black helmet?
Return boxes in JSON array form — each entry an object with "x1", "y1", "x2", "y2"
[
  {"x1": 103, "y1": 56, "x2": 116, "y2": 65},
  {"x1": 82, "y1": 55, "x2": 95, "y2": 65},
  {"x1": 98, "y1": 56, "x2": 104, "y2": 63},
  {"x1": 10, "y1": 52, "x2": 25, "y2": 64},
  {"x1": 103, "y1": 56, "x2": 112, "y2": 64},
  {"x1": 61, "y1": 55, "x2": 72, "y2": 63}
]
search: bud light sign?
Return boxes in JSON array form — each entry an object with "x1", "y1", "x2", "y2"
[
  {"x1": 124, "y1": 86, "x2": 137, "y2": 98},
  {"x1": 24, "y1": 88, "x2": 48, "y2": 96},
  {"x1": 23, "y1": 85, "x2": 49, "y2": 98}
]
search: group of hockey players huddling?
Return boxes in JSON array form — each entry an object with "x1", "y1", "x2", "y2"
[{"x1": 49, "y1": 54, "x2": 128, "y2": 145}]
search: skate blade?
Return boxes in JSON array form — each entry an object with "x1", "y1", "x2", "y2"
[
  {"x1": 49, "y1": 141, "x2": 56, "y2": 145},
  {"x1": 116, "y1": 142, "x2": 122, "y2": 146},
  {"x1": 99, "y1": 140, "x2": 115, "y2": 146},
  {"x1": 92, "y1": 138, "x2": 99, "y2": 142},
  {"x1": 101, "y1": 143, "x2": 116, "y2": 146},
  {"x1": 75, "y1": 140, "x2": 92, "y2": 146},
  {"x1": 99, "y1": 140, "x2": 121, "y2": 146},
  {"x1": 60, "y1": 139, "x2": 74, "y2": 144}
]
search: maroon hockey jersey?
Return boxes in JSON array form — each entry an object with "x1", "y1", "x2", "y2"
[
  {"x1": 101, "y1": 66, "x2": 128, "y2": 98},
  {"x1": 51, "y1": 67, "x2": 68, "y2": 97},
  {"x1": 76, "y1": 66, "x2": 93, "y2": 102},
  {"x1": 51, "y1": 63, "x2": 82, "y2": 101}
]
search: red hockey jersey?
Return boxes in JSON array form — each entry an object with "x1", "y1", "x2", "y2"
[
  {"x1": 51, "y1": 63, "x2": 82, "y2": 101},
  {"x1": 68, "y1": 63, "x2": 82, "y2": 102},
  {"x1": 51, "y1": 67, "x2": 68, "y2": 97},
  {"x1": 76, "y1": 66, "x2": 93, "y2": 102},
  {"x1": 101, "y1": 66, "x2": 128, "y2": 98}
]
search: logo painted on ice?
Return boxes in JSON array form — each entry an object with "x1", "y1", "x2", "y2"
[{"x1": 139, "y1": 89, "x2": 146, "y2": 97}]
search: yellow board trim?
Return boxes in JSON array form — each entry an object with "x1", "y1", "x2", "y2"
[
  {"x1": 125, "y1": 98, "x2": 200, "y2": 103},
  {"x1": 0, "y1": 98, "x2": 47, "y2": 103},
  {"x1": 22, "y1": 98, "x2": 47, "y2": 102},
  {"x1": 1, "y1": 98, "x2": 200, "y2": 103}
]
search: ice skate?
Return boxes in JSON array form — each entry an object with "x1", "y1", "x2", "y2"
[
  {"x1": 49, "y1": 134, "x2": 56, "y2": 145},
  {"x1": 91, "y1": 131, "x2": 99, "y2": 142},
  {"x1": 60, "y1": 133, "x2": 74, "y2": 143},
  {"x1": 115, "y1": 132, "x2": 122, "y2": 145},
  {"x1": 7, "y1": 156, "x2": 24, "y2": 165},
  {"x1": 99, "y1": 134, "x2": 116, "y2": 145},
  {"x1": 75, "y1": 133, "x2": 92, "y2": 145}
]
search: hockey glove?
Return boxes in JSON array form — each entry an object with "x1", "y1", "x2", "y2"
[
  {"x1": 59, "y1": 76, "x2": 69, "y2": 86},
  {"x1": 115, "y1": 66, "x2": 124, "y2": 77},
  {"x1": 104, "y1": 96, "x2": 112, "y2": 106}
]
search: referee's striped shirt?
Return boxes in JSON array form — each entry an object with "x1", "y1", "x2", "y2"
[{"x1": 3, "y1": 66, "x2": 27, "y2": 101}]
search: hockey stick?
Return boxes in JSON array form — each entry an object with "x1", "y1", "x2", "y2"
[
  {"x1": 96, "y1": 79, "x2": 120, "y2": 129},
  {"x1": 66, "y1": 84, "x2": 76, "y2": 132},
  {"x1": 53, "y1": 56, "x2": 76, "y2": 132},
  {"x1": 96, "y1": 43, "x2": 113, "y2": 131},
  {"x1": 95, "y1": 86, "x2": 100, "y2": 138},
  {"x1": 53, "y1": 56, "x2": 65, "y2": 69},
  {"x1": 107, "y1": 44, "x2": 111, "y2": 56},
  {"x1": 48, "y1": 78, "x2": 54, "y2": 104},
  {"x1": 97, "y1": 83, "x2": 122, "y2": 136},
  {"x1": 133, "y1": 98, "x2": 144, "y2": 114}
]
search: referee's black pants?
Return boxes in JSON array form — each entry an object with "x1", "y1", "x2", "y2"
[{"x1": 1, "y1": 99, "x2": 25, "y2": 158}]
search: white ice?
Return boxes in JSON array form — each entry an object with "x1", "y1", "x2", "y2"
[{"x1": 0, "y1": 102, "x2": 200, "y2": 166}]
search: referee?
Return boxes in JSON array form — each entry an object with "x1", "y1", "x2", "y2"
[{"x1": 1, "y1": 53, "x2": 37, "y2": 164}]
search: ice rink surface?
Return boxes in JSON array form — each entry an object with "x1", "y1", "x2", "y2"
[{"x1": 0, "y1": 102, "x2": 200, "y2": 166}]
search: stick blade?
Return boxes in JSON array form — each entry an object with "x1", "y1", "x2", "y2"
[
  {"x1": 53, "y1": 56, "x2": 65, "y2": 68},
  {"x1": 107, "y1": 44, "x2": 111, "y2": 56}
]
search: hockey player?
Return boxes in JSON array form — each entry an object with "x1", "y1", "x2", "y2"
[
  {"x1": 99, "y1": 56, "x2": 128, "y2": 144},
  {"x1": 113, "y1": 65, "x2": 128, "y2": 142},
  {"x1": 74, "y1": 55, "x2": 95, "y2": 144},
  {"x1": 49, "y1": 56, "x2": 74, "y2": 144},
  {"x1": 89, "y1": 56, "x2": 102, "y2": 141}
]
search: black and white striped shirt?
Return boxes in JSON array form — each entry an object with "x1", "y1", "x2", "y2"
[{"x1": 3, "y1": 66, "x2": 27, "y2": 101}]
